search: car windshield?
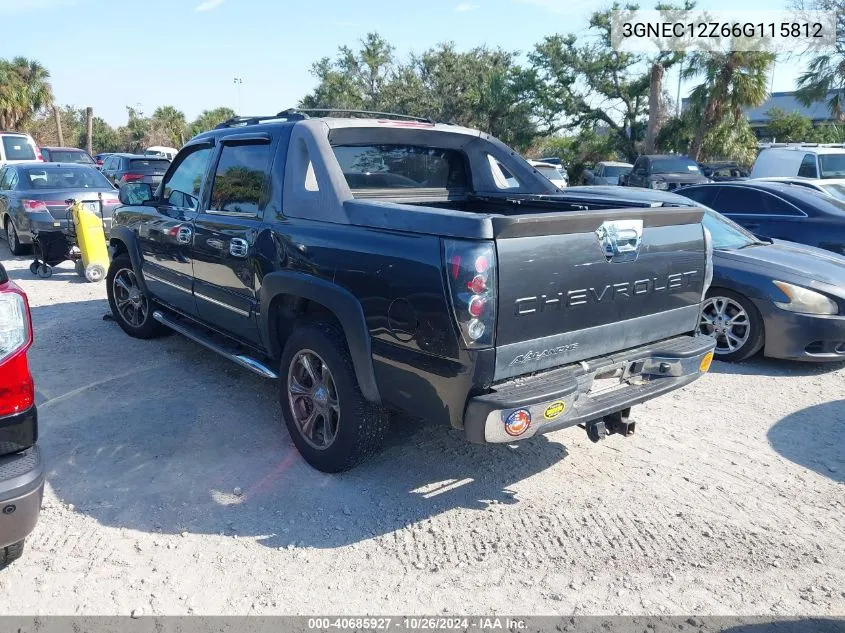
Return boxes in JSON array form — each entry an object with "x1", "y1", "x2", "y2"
[
  {"x1": 818, "y1": 153, "x2": 845, "y2": 178},
  {"x1": 603, "y1": 165, "x2": 631, "y2": 177},
  {"x1": 699, "y1": 208, "x2": 761, "y2": 249},
  {"x1": 333, "y1": 144, "x2": 468, "y2": 189},
  {"x1": 19, "y1": 166, "x2": 112, "y2": 189},
  {"x1": 651, "y1": 158, "x2": 702, "y2": 174},
  {"x1": 818, "y1": 183, "x2": 845, "y2": 201},
  {"x1": 47, "y1": 150, "x2": 93, "y2": 164},
  {"x1": 2, "y1": 135, "x2": 36, "y2": 160}
]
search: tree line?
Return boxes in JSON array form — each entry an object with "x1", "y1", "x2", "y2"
[{"x1": 2, "y1": 0, "x2": 843, "y2": 174}]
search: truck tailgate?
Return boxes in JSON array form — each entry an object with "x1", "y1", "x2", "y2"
[{"x1": 493, "y1": 207, "x2": 707, "y2": 380}]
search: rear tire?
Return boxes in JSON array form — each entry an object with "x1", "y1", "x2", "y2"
[
  {"x1": 279, "y1": 321, "x2": 389, "y2": 473},
  {"x1": 5, "y1": 219, "x2": 29, "y2": 256},
  {"x1": 0, "y1": 539, "x2": 25, "y2": 569},
  {"x1": 106, "y1": 254, "x2": 166, "y2": 339}
]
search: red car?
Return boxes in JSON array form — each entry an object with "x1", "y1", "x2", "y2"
[{"x1": 0, "y1": 262, "x2": 44, "y2": 568}]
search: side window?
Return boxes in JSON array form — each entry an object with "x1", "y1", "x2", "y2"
[
  {"x1": 162, "y1": 146, "x2": 213, "y2": 210},
  {"x1": 680, "y1": 185, "x2": 719, "y2": 208},
  {"x1": 208, "y1": 142, "x2": 272, "y2": 215},
  {"x1": 487, "y1": 155, "x2": 519, "y2": 189},
  {"x1": 710, "y1": 187, "x2": 766, "y2": 214},
  {"x1": 7, "y1": 170, "x2": 18, "y2": 191},
  {"x1": 762, "y1": 193, "x2": 802, "y2": 216},
  {"x1": 797, "y1": 153, "x2": 819, "y2": 178},
  {"x1": 633, "y1": 158, "x2": 646, "y2": 173},
  {"x1": 0, "y1": 168, "x2": 12, "y2": 190},
  {"x1": 596, "y1": 165, "x2": 604, "y2": 177}
]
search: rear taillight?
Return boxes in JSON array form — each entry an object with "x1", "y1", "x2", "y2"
[
  {"x1": 0, "y1": 282, "x2": 34, "y2": 417},
  {"x1": 102, "y1": 194, "x2": 119, "y2": 205},
  {"x1": 21, "y1": 199, "x2": 49, "y2": 213},
  {"x1": 443, "y1": 239, "x2": 497, "y2": 348},
  {"x1": 122, "y1": 173, "x2": 144, "y2": 182}
]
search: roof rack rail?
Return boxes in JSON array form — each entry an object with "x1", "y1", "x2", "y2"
[
  {"x1": 214, "y1": 109, "x2": 310, "y2": 129},
  {"x1": 294, "y1": 108, "x2": 437, "y2": 125}
]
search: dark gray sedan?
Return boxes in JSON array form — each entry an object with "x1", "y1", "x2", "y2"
[
  {"x1": 0, "y1": 163, "x2": 119, "y2": 255},
  {"x1": 565, "y1": 186, "x2": 845, "y2": 363}
]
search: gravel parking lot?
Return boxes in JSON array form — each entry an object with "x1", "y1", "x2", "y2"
[{"x1": 0, "y1": 241, "x2": 843, "y2": 616}]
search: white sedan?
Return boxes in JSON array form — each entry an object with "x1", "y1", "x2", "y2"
[
  {"x1": 527, "y1": 159, "x2": 567, "y2": 188},
  {"x1": 754, "y1": 176, "x2": 845, "y2": 201}
]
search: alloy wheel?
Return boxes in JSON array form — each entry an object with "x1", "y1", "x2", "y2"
[
  {"x1": 112, "y1": 267, "x2": 149, "y2": 327},
  {"x1": 700, "y1": 296, "x2": 751, "y2": 355},
  {"x1": 287, "y1": 350, "x2": 340, "y2": 450}
]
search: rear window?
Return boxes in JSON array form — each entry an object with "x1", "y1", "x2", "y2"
[
  {"x1": 47, "y1": 150, "x2": 93, "y2": 164},
  {"x1": 536, "y1": 166, "x2": 564, "y2": 180},
  {"x1": 819, "y1": 153, "x2": 845, "y2": 178},
  {"x1": 2, "y1": 136, "x2": 36, "y2": 161},
  {"x1": 332, "y1": 145, "x2": 468, "y2": 190},
  {"x1": 129, "y1": 158, "x2": 170, "y2": 170},
  {"x1": 19, "y1": 166, "x2": 112, "y2": 189}
]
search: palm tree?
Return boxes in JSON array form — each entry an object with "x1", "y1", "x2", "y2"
[
  {"x1": 152, "y1": 105, "x2": 187, "y2": 147},
  {"x1": 683, "y1": 50, "x2": 774, "y2": 160},
  {"x1": 0, "y1": 57, "x2": 53, "y2": 129}
]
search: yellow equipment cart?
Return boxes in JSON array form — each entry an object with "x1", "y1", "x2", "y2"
[{"x1": 69, "y1": 195, "x2": 109, "y2": 283}]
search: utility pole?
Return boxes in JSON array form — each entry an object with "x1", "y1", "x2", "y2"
[
  {"x1": 52, "y1": 105, "x2": 64, "y2": 146},
  {"x1": 233, "y1": 77, "x2": 243, "y2": 115},
  {"x1": 85, "y1": 107, "x2": 93, "y2": 156}
]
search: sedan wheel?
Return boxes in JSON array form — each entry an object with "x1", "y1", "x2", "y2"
[
  {"x1": 5, "y1": 220, "x2": 27, "y2": 256},
  {"x1": 699, "y1": 291, "x2": 765, "y2": 362}
]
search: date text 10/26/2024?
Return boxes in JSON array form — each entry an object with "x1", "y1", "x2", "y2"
[{"x1": 307, "y1": 618, "x2": 528, "y2": 631}]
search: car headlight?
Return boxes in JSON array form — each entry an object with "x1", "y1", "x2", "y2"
[
  {"x1": 773, "y1": 281, "x2": 839, "y2": 315},
  {"x1": 652, "y1": 181, "x2": 669, "y2": 190}
]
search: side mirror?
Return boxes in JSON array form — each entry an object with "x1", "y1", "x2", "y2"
[{"x1": 119, "y1": 182, "x2": 154, "y2": 205}]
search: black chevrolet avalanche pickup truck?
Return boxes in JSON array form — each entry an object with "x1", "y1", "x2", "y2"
[{"x1": 107, "y1": 110, "x2": 716, "y2": 472}]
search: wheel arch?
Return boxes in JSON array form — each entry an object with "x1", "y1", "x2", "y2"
[
  {"x1": 108, "y1": 227, "x2": 148, "y2": 295},
  {"x1": 260, "y1": 271, "x2": 380, "y2": 404}
]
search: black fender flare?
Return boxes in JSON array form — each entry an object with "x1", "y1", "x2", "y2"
[
  {"x1": 259, "y1": 271, "x2": 381, "y2": 404},
  {"x1": 107, "y1": 227, "x2": 149, "y2": 295}
]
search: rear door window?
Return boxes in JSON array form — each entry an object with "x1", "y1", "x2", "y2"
[
  {"x1": 1, "y1": 136, "x2": 36, "y2": 161},
  {"x1": 797, "y1": 154, "x2": 818, "y2": 178},
  {"x1": 208, "y1": 142, "x2": 272, "y2": 215},
  {"x1": 762, "y1": 193, "x2": 803, "y2": 216},
  {"x1": 332, "y1": 145, "x2": 468, "y2": 190}
]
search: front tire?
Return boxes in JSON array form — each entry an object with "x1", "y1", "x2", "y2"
[
  {"x1": 0, "y1": 539, "x2": 25, "y2": 569},
  {"x1": 699, "y1": 289, "x2": 764, "y2": 362},
  {"x1": 280, "y1": 321, "x2": 389, "y2": 473},
  {"x1": 106, "y1": 254, "x2": 165, "y2": 339}
]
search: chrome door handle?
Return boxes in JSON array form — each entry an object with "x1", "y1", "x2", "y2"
[
  {"x1": 229, "y1": 238, "x2": 248, "y2": 258},
  {"x1": 176, "y1": 226, "x2": 192, "y2": 244}
]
